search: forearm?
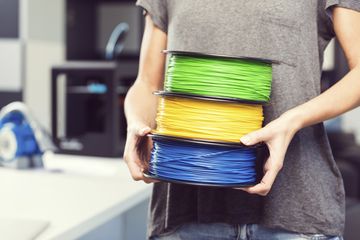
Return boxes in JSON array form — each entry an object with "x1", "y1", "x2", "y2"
[
  {"x1": 124, "y1": 14, "x2": 166, "y2": 131},
  {"x1": 123, "y1": 15, "x2": 166, "y2": 182},
  {"x1": 124, "y1": 79, "x2": 160, "y2": 130},
  {"x1": 285, "y1": 65, "x2": 360, "y2": 132}
]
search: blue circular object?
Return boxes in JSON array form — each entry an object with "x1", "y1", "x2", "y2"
[{"x1": 148, "y1": 137, "x2": 258, "y2": 186}]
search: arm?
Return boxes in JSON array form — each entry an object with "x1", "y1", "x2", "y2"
[
  {"x1": 240, "y1": 7, "x2": 360, "y2": 196},
  {"x1": 124, "y1": 15, "x2": 167, "y2": 182}
]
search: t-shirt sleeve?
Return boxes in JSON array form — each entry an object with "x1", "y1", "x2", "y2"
[
  {"x1": 136, "y1": 0, "x2": 168, "y2": 33},
  {"x1": 325, "y1": 0, "x2": 360, "y2": 20}
]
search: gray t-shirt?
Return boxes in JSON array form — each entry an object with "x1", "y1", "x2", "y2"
[{"x1": 135, "y1": 0, "x2": 360, "y2": 238}]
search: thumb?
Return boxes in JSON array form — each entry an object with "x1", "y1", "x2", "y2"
[{"x1": 240, "y1": 128, "x2": 267, "y2": 146}]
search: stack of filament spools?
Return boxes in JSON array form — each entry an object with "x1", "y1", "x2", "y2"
[{"x1": 145, "y1": 51, "x2": 274, "y2": 187}]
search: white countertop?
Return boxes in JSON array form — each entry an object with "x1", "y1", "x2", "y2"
[{"x1": 0, "y1": 153, "x2": 152, "y2": 240}]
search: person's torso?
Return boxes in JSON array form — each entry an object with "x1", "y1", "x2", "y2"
[{"x1": 148, "y1": 1, "x2": 345, "y2": 237}]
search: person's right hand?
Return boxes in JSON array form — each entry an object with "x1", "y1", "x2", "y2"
[{"x1": 123, "y1": 123, "x2": 158, "y2": 183}]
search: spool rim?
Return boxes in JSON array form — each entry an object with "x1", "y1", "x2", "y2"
[
  {"x1": 143, "y1": 171, "x2": 258, "y2": 188},
  {"x1": 148, "y1": 133, "x2": 264, "y2": 149},
  {"x1": 163, "y1": 50, "x2": 280, "y2": 65},
  {"x1": 154, "y1": 91, "x2": 269, "y2": 105}
]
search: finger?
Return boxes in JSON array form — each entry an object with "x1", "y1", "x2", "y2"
[
  {"x1": 125, "y1": 150, "x2": 159, "y2": 183},
  {"x1": 240, "y1": 128, "x2": 268, "y2": 146},
  {"x1": 139, "y1": 165, "x2": 159, "y2": 183},
  {"x1": 126, "y1": 158, "x2": 159, "y2": 183},
  {"x1": 240, "y1": 168, "x2": 279, "y2": 196},
  {"x1": 143, "y1": 177, "x2": 160, "y2": 184},
  {"x1": 126, "y1": 159, "x2": 144, "y2": 181},
  {"x1": 125, "y1": 150, "x2": 147, "y2": 180},
  {"x1": 136, "y1": 134, "x2": 154, "y2": 171}
]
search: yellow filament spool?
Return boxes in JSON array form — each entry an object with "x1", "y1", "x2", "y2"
[{"x1": 154, "y1": 97, "x2": 264, "y2": 143}]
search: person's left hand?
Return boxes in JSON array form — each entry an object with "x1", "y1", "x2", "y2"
[{"x1": 238, "y1": 111, "x2": 301, "y2": 196}]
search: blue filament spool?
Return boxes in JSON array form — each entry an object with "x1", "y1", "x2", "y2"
[{"x1": 145, "y1": 135, "x2": 259, "y2": 187}]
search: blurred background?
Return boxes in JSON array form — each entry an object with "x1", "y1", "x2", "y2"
[{"x1": 0, "y1": 0, "x2": 359, "y2": 239}]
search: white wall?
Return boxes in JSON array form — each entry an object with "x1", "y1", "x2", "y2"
[
  {"x1": 24, "y1": 41, "x2": 65, "y2": 130},
  {"x1": 0, "y1": 40, "x2": 22, "y2": 91},
  {"x1": 22, "y1": 0, "x2": 65, "y2": 130}
]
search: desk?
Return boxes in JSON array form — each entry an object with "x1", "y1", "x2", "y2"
[{"x1": 0, "y1": 153, "x2": 152, "y2": 240}]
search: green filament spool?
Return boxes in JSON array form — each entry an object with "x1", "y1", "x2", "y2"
[{"x1": 164, "y1": 53, "x2": 273, "y2": 102}]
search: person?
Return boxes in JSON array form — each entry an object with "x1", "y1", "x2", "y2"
[{"x1": 124, "y1": 1, "x2": 360, "y2": 239}]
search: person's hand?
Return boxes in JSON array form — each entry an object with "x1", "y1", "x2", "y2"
[
  {"x1": 238, "y1": 111, "x2": 301, "y2": 196},
  {"x1": 123, "y1": 122, "x2": 158, "y2": 183}
]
